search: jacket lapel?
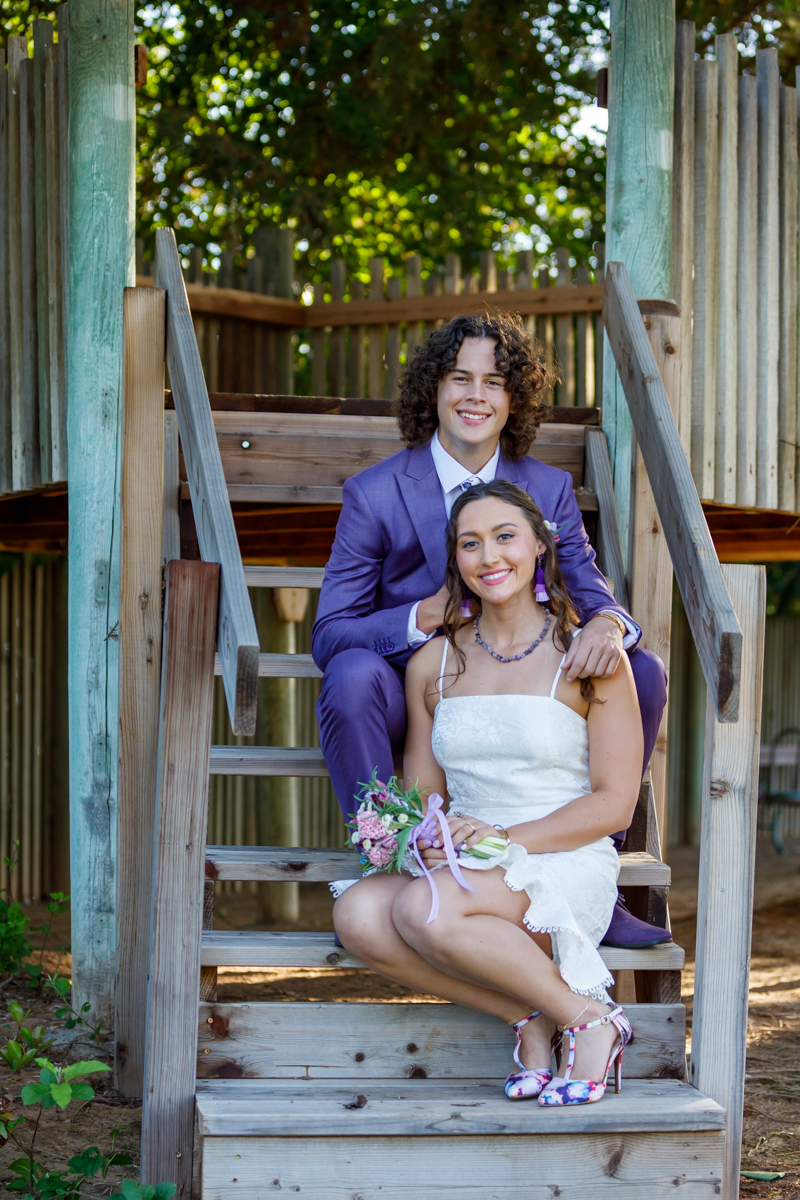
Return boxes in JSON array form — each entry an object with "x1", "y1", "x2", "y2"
[
  {"x1": 397, "y1": 445, "x2": 449, "y2": 584},
  {"x1": 497, "y1": 452, "x2": 529, "y2": 491}
]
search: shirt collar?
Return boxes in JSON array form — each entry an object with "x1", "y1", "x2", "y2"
[{"x1": 430, "y1": 429, "x2": 500, "y2": 493}]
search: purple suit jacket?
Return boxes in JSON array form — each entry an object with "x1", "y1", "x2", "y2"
[{"x1": 311, "y1": 443, "x2": 639, "y2": 671}]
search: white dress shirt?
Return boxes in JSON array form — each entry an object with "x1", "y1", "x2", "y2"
[{"x1": 406, "y1": 430, "x2": 636, "y2": 648}]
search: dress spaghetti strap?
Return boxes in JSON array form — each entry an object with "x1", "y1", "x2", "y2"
[
  {"x1": 549, "y1": 629, "x2": 580, "y2": 700},
  {"x1": 437, "y1": 638, "x2": 450, "y2": 702}
]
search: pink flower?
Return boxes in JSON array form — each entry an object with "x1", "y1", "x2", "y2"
[
  {"x1": 357, "y1": 814, "x2": 386, "y2": 841},
  {"x1": 368, "y1": 840, "x2": 395, "y2": 866}
]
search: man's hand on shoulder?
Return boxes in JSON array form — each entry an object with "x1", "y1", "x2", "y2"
[
  {"x1": 414, "y1": 584, "x2": 451, "y2": 636},
  {"x1": 563, "y1": 614, "x2": 624, "y2": 681}
]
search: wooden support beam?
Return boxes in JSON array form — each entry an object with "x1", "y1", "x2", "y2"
[
  {"x1": 0, "y1": 48, "x2": 10, "y2": 496},
  {"x1": 692, "y1": 58, "x2": 718, "y2": 500},
  {"x1": 604, "y1": 262, "x2": 742, "y2": 722},
  {"x1": 604, "y1": 0, "x2": 674, "y2": 562},
  {"x1": 672, "y1": 21, "x2": 695, "y2": 458},
  {"x1": 737, "y1": 75, "x2": 758, "y2": 508},
  {"x1": 141, "y1": 559, "x2": 219, "y2": 1195},
  {"x1": 67, "y1": 0, "x2": 135, "y2": 1029},
  {"x1": 154, "y1": 228, "x2": 259, "y2": 735},
  {"x1": 116, "y1": 287, "x2": 166, "y2": 1097},
  {"x1": 690, "y1": 564, "x2": 766, "y2": 1200},
  {"x1": 715, "y1": 34, "x2": 738, "y2": 505},
  {"x1": 756, "y1": 49, "x2": 780, "y2": 509},
  {"x1": 583, "y1": 427, "x2": 626, "y2": 607},
  {"x1": 629, "y1": 306, "x2": 681, "y2": 843}
]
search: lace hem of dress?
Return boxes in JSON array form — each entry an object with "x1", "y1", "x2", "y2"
[{"x1": 329, "y1": 878, "x2": 359, "y2": 899}]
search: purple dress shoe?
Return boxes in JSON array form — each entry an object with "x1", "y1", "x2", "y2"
[{"x1": 601, "y1": 895, "x2": 672, "y2": 949}]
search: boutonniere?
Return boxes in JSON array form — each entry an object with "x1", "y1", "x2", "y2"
[{"x1": 543, "y1": 518, "x2": 572, "y2": 545}]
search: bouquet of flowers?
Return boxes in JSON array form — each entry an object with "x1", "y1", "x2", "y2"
[{"x1": 347, "y1": 771, "x2": 509, "y2": 921}]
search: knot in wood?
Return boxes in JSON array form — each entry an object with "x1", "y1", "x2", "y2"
[
  {"x1": 139, "y1": 590, "x2": 150, "y2": 610},
  {"x1": 326, "y1": 951, "x2": 341, "y2": 965},
  {"x1": 406, "y1": 1043, "x2": 418, "y2": 1054},
  {"x1": 710, "y1": 778, "x2": 729, "y2": 799}
]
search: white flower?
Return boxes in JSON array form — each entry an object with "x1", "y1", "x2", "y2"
[
  {"x1": 544, "y1": 520, "x2": 556, "y2": 532},
  {"x1": 362, "y1": 839, "x2": 372, "y2": 850},
  {"x1": 351, "y1": 831, "x2": 362, "y2": 845},
  {"x1": 381, "y1": 814, "x2": 393, "y2": 827},
  {"x1": 397, "y1": 812, "x2": 409, "y2": 824}
]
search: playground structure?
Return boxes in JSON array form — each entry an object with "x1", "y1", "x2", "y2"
[{"x1": 0, "y1": 1, "x2": 792, "y2": 1195}]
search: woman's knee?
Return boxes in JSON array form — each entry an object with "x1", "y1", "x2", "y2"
[
  {"x1": 391, "y1": 882, "x2": 455, "y2": 956},
  {"x1": 333, "y1": 880, "x2": 400, "y2": 962}
]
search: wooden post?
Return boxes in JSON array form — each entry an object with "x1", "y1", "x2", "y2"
[
  {"x1": 714, "y1": 34, "x2": 738, "y2": 505},
  {"x1": 7, "y1": 37, "x2": 28, "y2": 493},
  {"x1": 756, "y1": 48, "x2": 780, "y2": 510},
  {"x1": 0, "y1": 48, "x2": 10, "y2": 495},
  {"x1": 254, "y1": 226, "x2": 294, "y2": 395},
  {"x1": 141, "y1": 559, "x2": 219, "y2": 1195},
  {"x1": 692, "y1": 59, "x2": 718, "y2": 501},
  {"x1": 629, "y1": 303, "x2": 680, "y2": 845},
  {"x1": 253, "y1": 590, "x2": 300, "y2": 924},
  {"x1": 347, "y1": 278, "x2": 366, "y2": 398},
  {"x1": 672, "y1": 21, "x2": 694, "y2": 459},
  {"x1": 115, "y1": 287, "x2": 166, "y2": 1097},
  {"x1": 737, "y1": 75, "x2": 758, "y2": 508},
  {"x1": 20, "y1": 53, "x2": 41, "y2": 490},
  {"x1": 67, "y1": 0, "x2": 135, "y2": 1029},
  {"x1": 690, "y1": 564, "x2": 766, "y2": 1200},
  {"x1": 33, "y1": 19, "x2": 54, "y2": 486},
  {"x1": 778, "y1": 84, "x2": 798, "y2": 514},
  {"x1": 310, "y1": 281, "x2": 326, "y2": 396},
  {"x1": 368, "y1": 256, "x2": 384, "y2": 399},
  {"x1": 385, "y1": 276, "x2": 402, "y2": 398},
  {"x1": 329, "y1": 260, "x2": 345, "y2": 397},
  {"x1": 555, "y1": 248, "x2": 575, "y2": 406},
  {"x1": 604, "y1": 0, "x2": 674, "y2": 560}
]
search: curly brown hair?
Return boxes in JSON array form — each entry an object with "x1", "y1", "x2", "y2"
[
  {"x1": 396, "y1": 312, "x2": 554, "y2": 461},
  {"x1": 441, "y1": 480, "x2": 599, "y2": 704}
]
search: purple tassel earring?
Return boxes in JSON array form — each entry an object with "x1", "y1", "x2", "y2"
[{"x1": 534, "y1": 554, "x2": 549, "y2": 603}]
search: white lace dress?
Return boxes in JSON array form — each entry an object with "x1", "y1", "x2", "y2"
[{"x1": 430, "y1": 637, "x2": 618, "y2": 1000}]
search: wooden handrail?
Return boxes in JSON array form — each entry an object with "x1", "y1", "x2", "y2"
[
  {"x1": 603, "y1": 262, "x2": 742, "y2": 722},
  {"x1": 154, "y1": 229, "x2": 259, "y2": 735},
  {"x1": 136, "y1": 275, "x2": 603, "y2": 328}
]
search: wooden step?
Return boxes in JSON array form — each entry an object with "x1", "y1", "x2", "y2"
[
  {"x1": 214, "y1": 653, "x2": 322, "y2": 679},
  {"x1": 243, "y1": 565, "x2": 325, "y2": 588},
  {"x1": 200, "y1": 930, "x2": 685, "y2": 972},
  {"x1": 204, "y1": 845, "x2": 671, "y2": 888},
  {"x1": 196, "y1": 1077, "x2": 724, "y2": 1199},
  {"x1": 209, "y1": 746, "x2": 328, "y2": 776},
  {"x1": 197, "y1": 1001, "x2": 686, "y2": 1082}
]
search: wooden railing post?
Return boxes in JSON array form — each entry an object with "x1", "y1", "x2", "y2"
[
  {"x1": 690, "y1": 563, "x2": 766, "y2": 1200},
  {"x1": 115, "y1": 286, "x2": 166, "y2": 1097},
  {"x1": 141, "y1": 559, "x2": 219, "y2": 1195}
]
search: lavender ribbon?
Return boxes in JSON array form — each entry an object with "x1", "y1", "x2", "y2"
[{"x1": 408, "y1": 792, "x2": 477, "y2": 923}]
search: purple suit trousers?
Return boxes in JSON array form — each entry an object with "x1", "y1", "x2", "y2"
[{"x1": 312, "y1": 442, "x2": 667, "y2": 822}]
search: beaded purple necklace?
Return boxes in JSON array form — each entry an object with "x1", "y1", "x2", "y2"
[{"x1": 473, "y1": 610, "x2": 551, "y2": 664}]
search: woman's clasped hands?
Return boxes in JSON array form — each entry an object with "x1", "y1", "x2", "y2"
[{"x1": 417, "y1": 812, "x2": 502, "y2": 866}]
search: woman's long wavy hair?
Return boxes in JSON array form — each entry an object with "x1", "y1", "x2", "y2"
[
  {"x1": 396, "y1": 313, "x2": 554, "y2": 461},
  {"x1": 441, "y1": 480, "x2": 598, "y2": 704}
]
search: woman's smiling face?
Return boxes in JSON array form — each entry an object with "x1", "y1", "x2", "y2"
[{"x1": 455, "y1": 496, "x2": 545, "y2": 606}]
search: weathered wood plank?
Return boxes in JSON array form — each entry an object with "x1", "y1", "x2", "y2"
[
  {"x1": 6, "y1": 38, "x2": 27, "y2": 494},
  {"x1": 384, "y1": 275, "x2": 402, "y2": 399},
  {"x1": 200, "y1": 929, "x2": 684, "y2": 972},
  {"x1": 714, "y1": 34, "x2": 738, "y2": 504},
  {"x1": 43, "y1": 37, "x2": 66, "y2": 483},
  {"x1": 737, "y1": 75, "x2": 758, "y2": 508},
  {"x1": 672, "y1": 20, "x2": 695, "y2": 458},
  {"x1": 116, "y1": 287, "x2": 166, "y2": 1097},
  {"x1": 254, "y1": 226, "x2": 294, "y2": 395},
  {"x1": 629, "y1": 307, "x2": 680, "y2": 841},
  {"x1": 141, "y1": 559, "x2": 219, "y2": 1195},
  {"x1": 690, "y1": 564, "x2": 766, "y2": 1200},
  {"x1": 756, "y1": 48, "x2": 780, "y2": 509},
  {"x1": 367, "y1": 257, "x2": 384, "y2": 399},
  {"x1": 56, "y1": 8, "x2": 69, "y2": 484},
  {"x1": 204, "y1": 846, "x2": 670, "y2": 886},
  {"x1": 405, "y1": 253, "x2": 422, "y2": 359},
  {"x1": 213, "y1": 652, "x2": 321, "y2": 679},
  {"x1": 0, "y1": 49, "x2": 10, "y2": 495},
  {"x1": 18, "y1": 55, "x2": 40, "y2": 491},
  {"x1": 583, "y1": 428, "x2": 627, "y2": 606},
  {"x1": 206, "y1": 413, "x2": 586, "y2": 490},
  {"x1": 66, "y1": 0, "x2": 133, "y2": 1028},
  {"x1": 33, "y1": 20, "x2": 54, "y2": 485},
  {"x1": 196, "y1": 1002, "x2": 685, "y2": 1083},
  {"x1": 310, "y1": 281, "x2": 326, "y2": 396},
  {"x1": 162, "y1": 411, "x2": 180, "y2": 564},
  {"x1": 603, "y1": 0, "x2": 674, "y2": 561},
  {"x1": 154, "y1": 228, "x2": 259, "y2": 735},
  {"x1": 692, "y1": 59, "x2": 718, "y2": 500},
  {"x1": 199, "y1": 1128, "x2": 723, "y2": 1198},
  {"x1": 328, "y1": 260, "x2": 345, "y2": 396},
  {"x1": 347, "y1": 277, "x2": 365, "y2": 398},
  {"x1": 555, "y1": 248, "x2": 575, "y2": 406},
  {"x1": 209, "y1": 746, "x2": 327, "y2": 776},
  {"x1": 603, "y1": 262, "x2": 742, "y2": 722},
  {"x1": 244, "y1": 566, "x2": 325, "y2": 589},
  {"x1": 778, "y1": 85, "x2": 798, "y2": 513}
]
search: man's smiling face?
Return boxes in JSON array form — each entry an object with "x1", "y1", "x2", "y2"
[{"x1": 435, "y1": 337, "x2": 511, "y2": 463}]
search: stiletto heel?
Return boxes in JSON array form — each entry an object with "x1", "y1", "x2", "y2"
[
  {"x1": 538, "y1": 1004, "x2": 632, "y2": 1107},
  {"x1": 504, "y1": 1010, "x2": 560, "y2": 1101}
]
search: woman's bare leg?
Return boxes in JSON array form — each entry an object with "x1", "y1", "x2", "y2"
[
  {"x1": 390, "y1": 871, "x2": 620, "y2": 1082},
  {"x1": 334, "y1": 874, "x2": 557, "y2": 1069}
]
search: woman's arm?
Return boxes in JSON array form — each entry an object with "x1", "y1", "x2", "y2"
[
  {"x1": 502, "y1": 654, "x2": 643, "y2": 853},
  {"x1": 403, "y1": 641, "x2": 447, "y2": 801}
]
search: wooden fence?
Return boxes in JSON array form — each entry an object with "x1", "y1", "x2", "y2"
[
  {"x1": 0, "y1": 14, "x2": 69, "y2": 494},
  {"x1": 673, "y1": 23, "x2": 800, "y2": 512}
]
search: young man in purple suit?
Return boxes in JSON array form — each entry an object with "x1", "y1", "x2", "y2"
[{"x1": 312, "y1": 313, "x2": 670, "y2": 947}]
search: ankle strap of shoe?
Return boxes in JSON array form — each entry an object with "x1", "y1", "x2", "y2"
[
  {"x1": 560, "y1": 1004, "x2": 624, "y2": 1035},
  {"x1": 511, "y1": 1009, "x2": 542, "y2": 1032}
]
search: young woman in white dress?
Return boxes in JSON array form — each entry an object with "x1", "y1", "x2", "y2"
[{"x1": 333, "y1": 480, "x2": 643, "y2": 1106}]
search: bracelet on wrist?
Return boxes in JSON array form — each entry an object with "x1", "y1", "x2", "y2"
[
  {"x1": 493, "y1": 824, "x2": 511, "y2": 843},
  {"x1": 596, "y1": 612, "x2": 626, "y2": 637}
]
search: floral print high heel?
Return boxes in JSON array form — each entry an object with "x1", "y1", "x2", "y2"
[
  {"x1": 504, "y1": 1011, "x2": 561, "y2": 1100},
  {"x1": 538, "y1": 1004, "x2": 632, "y2": 1107}
]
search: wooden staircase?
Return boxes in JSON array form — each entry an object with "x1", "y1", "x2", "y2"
[{"x1": 124, "y1": 232, "x2": 766, "y2": 1199}]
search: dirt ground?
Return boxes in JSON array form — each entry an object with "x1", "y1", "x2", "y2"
[{"x1": 0, "y1": 839, "x2": 797, "y2": 1197}]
